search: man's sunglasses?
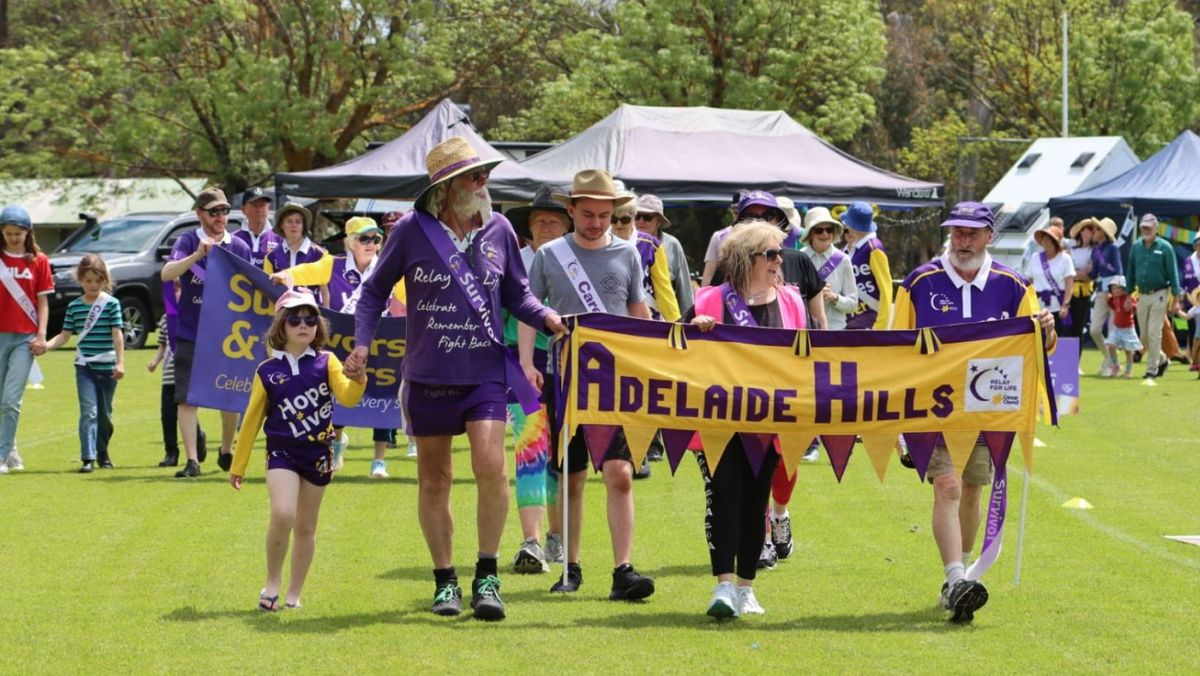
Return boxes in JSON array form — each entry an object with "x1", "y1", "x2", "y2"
[
  {"x1": 286, "y1": 315, "x2": 320, "y2": 328},
  {"x1": 809, "y1": 226, "x2": 835, "y2": 235},
  {"x1": 205, "y1": 207, "x2": 231, "y2": 217},
  {"x1": 357, "y1": 235, "x2": 383, "y2": 245},
  {"x1": 466, "y1": 168, "x2": 490, "y2": 183},
  {"x1": 752, "y1": 248, "x2": 783, "y2": 261},
  {"x1": 635, "y1": 213, "x2": 657, "y2": 221},
  {"x1": 611, "y1": 215, "x2": 632, "y2": 225}
]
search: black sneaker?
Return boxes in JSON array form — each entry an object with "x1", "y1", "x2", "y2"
[
  {"x1": 99, "y1": 458, "x2": 114, "y2": 469},
  {"x1": 197, "y1": 432, "x2": 208, "y2": 463},
  {"x1": 647, "y1": 447, "x2": 664, "y2": 462},
  {"x1": 550, "y1": 563, "x2": 583, "y2": 593},
  {"x1": 217, "y1": 452, "x2": 233, "y2": 472},
  {"x1": 609, "y1": 564, "x2": 654, "y2": 601},
  {"x1": 158, "y1": 453, "x2": 179, "y2": 467},
  {"x1": 770, "y1": 514, "x2": 793, "y2": 560},
  {"x1": 633, "y1": 458, "x2": 651, "y2": 480},
  {"x1": 432, "y1": 581, "x2": 462, "y2": 616},
  {"x1": 946, "y1": 579, "x2": 988, "y2": 624},
  {"x1": 79, "y1": 461, "x2": 95, "y2": 474},
  {"x1": 174, "y1": 460, "x2": 201, "y2": 478},
  {"x1": 470, "y1": 575, "x2": 506, "y2": 621},
  {"x1": 1156, "y1": 360, "x2": 1169, "y2": 378}
]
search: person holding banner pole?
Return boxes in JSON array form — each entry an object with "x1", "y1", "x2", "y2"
[
  {"x1": 520, "y1": 169, "x2": 656, "y2": 601},
  {"x1": 688, "y1": 220, "x2": 807, "y2": 618},
  {"x1": 161, "y1": 188, "x2": 253, "y2": 478},
  {"x1": 346, "y1": 137, "x2": 562, "y2": 622},
  {"x1": 892, "y1": 201, "x2": 1056, "y2": 623},
  {"x1": 0, "y1": 204, "x2": 53, "y2": 474}
]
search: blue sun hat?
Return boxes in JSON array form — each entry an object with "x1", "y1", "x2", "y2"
[
  {"x1": 840, "y1": 201, "x2": 877, "y2": 233},
  {"x1": 0, "y1": 204, "x2": 32, "y2": 230}
]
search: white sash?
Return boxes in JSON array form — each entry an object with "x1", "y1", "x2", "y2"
[
  {"x1": 545, "y1": 237, "x2": 608, "y2": 313},
  {"x1": 75, "y1": 293, "x2": 119, "y2": 366},
  {"x1": 0, "y1": 259, "x2": 39, "y2": 327}
]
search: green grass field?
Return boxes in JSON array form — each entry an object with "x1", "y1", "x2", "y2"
[{"x1": 2, "y1": 341, "x2": 1197, "y2": 674}]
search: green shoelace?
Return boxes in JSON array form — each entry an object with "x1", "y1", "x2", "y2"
[
  {"x1": 475, "y1": 575, "x2": 502, "y2": 598},
  {"x1": 434, "y1": 583, "x2": 460, "y2": 604}
]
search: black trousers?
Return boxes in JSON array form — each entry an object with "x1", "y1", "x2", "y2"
[
  {"x1": 1067, "y1": 295, "x2": 1091, "y2": 343},
  {"x1": 697, "y1": 440, "x2": 780, "y2": 581},
  {"x1": 160, "y1": 384, "x2": 202, "y2": 455}
]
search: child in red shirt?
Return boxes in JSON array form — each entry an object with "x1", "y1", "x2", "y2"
[
  {"x1": 0, "y1": 205, "x2": 54, "y2": 472},
  {"x1": 1104, "y1": 277, "x2": 1142, "y2": 378}
]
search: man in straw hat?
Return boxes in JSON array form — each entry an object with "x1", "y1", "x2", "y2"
[
  {"x1": 520, "y1": 168, "x2": 658, "y2": 601},
  {"x1": 161, "y1": 188, "x2": 253, "y2": 478},
  {"x1": 346, "y1": 136, "x2": 563, "y2": 621},
  {"x1": 892, "y1": 202, "x2": 1057, "y2": 624},
  {"x1": 1126, "y1": 213, "x2": 1182, "y2": 379}
]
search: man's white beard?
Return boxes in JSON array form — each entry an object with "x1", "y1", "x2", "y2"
[
  {"x1": 949, "y1": 249, "x2": 987, "y2": 274},
  {"x1": 451, "y1": 185, "x2": 492, "y2": 225}
]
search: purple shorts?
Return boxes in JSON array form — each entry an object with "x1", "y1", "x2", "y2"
[
  {"x1": 401, "y1": 381, "x2": 508, "y2": 437},
  {"x1": 266, "y1": 447, "x2": 332, "y2": 487}
]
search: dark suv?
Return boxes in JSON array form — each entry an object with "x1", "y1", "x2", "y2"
[{"x1": 48, "y1": 210, "x2": 246, "y2": 349}]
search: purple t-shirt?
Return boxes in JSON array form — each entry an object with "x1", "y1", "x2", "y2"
[
  {"x1": 900, "y1": 257, "x2": 1031, "y2": 327},
  {"x1": 355, "y1": 210, "x2": 550, "y2": 386},
  {"x1": 257, "y1": 351, "x2": 336, "y2": 457},
  {"x1": 169, "y1": 229, "x2": 253, "y2": 342},
  {"x1": 232, "y1": 228, "x2": 282, "y2": 269}
]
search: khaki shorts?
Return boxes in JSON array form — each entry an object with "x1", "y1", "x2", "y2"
[{"x1": 927, "y1": 443, "x2": 992, "y2": 486}]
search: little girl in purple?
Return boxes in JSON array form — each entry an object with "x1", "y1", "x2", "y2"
[{"x1": 230, "y1": 288, "x2": 366, "y2": 611}]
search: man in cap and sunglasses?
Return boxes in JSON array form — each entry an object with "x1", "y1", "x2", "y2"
[
  {"x1": 233, "y1": 186, "x2": 281, "y2": 269},
  {"x1": 346, "y1": 137, "x2": 563, "y2": 622},
  {"x1": 161, "y1": 188, "x2": 254, "y2": 478},
  {"x1": 892, "y1": 202, "x2": 1056, "y2": 624},
  {"x1": 520, "y1": 169, "x2": 657, "y2": 602}
]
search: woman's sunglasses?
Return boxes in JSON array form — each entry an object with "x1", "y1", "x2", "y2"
[
  {"x1": 357, "y1": 235, "x2": 383, "y2": 245},
  {"x1": 286, "y1": 315, "x2": 320, "y2": 328},
  {"x1": 634, "y1": 213, "x2": 657, "y2": 221},
  {"x1": 752, "y1": 248, "x2": 783, "y2": 261},
  {"x1": 611, "y1": 215, "x2": 633, "y2": 225},
  {"x1": 809, "y1": 227, "x2": 835, "y2": 235}
]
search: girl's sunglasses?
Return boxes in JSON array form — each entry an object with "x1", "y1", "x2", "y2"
[
  {"x1": 752, "y1": 248, "x2": 783, "y2": 261},
  {"x1": 286, "y1": 315, "x2": 320, "y2": 328}
]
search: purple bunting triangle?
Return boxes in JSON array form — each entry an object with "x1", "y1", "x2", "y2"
[
  {"x1": 820, "y1": 434, "x2": 856, "y2": 483},
  {"x1": 982, "y1": 431, "x2": 1016, "y2": 467},
  {"x1": 660, "y1": 428, "x2": 695, "y2": 476},
  {"x1": 901, "y1": 432, "x2": 940, "y2": 482},
  {"x1": 581, "y1": 424, "x2": 619, "y2": 473},
  {"x1": 738, "y1": 433, "x2": 776, "y2": 478}
]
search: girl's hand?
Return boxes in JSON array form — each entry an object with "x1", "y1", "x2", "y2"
[
  {"x1": 230, "y1": 474, "x2": 243, "y2": 490},
  {"x1": 690, "y1": 314, "x2": 718, "y2": 332},
  {"x1": 28, "y1": 337, "x2": 46, "y2": 356},
  {"x1": 146, "y1": 358, "x2": 158, "y2": 372},
  {"x1": 113, "y1": 364, "x2": 125, "y2": 380}
]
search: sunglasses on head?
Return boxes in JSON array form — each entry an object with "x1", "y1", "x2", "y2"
[
  {"x1": 357, "y1": 235, "x2": 382, "y2": 245},
  {"x1": 205, "y1": 206, "x2": 230, "y2": 217},
  {"x1": 611, "y1": 215, "x2": 633, "y2": 225},
  {"x1": 285, "y1": 315, "x2": 320, "y2": 328},
  {"x1": 635, "y1": 213, "x2": 657, "y2": 221},
  {"x1": 752, "y1": 248, "x2": 783, "y2": 261},
  {"x1": 809, "y1": 226, "x2": 835, "y2": 235}
]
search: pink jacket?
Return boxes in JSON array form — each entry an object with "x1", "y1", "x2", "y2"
[{"x1": 693, "y1": 284, "x2": 807, "y2": 329}]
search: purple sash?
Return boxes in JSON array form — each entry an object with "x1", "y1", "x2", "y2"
[
  {"x1": 782, "y1": 225, "x2": 803, "y2": 250},
  {"x1": 1037, "y1": 252, "x2": 1071, "y2": 326},
  {"x1": 815, "y1": 249, "x2": 847, "y2": 282},
  {"x1": 416, "y1": 213, "x2": 541, "y2": 414},
  {"x1": 721, "y1": 283, "x2": 758, "y2": 327}
]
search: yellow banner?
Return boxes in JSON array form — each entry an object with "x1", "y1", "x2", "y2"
[{"x1": 558, "y1": 314, "x2": 1052, "y2": 478}]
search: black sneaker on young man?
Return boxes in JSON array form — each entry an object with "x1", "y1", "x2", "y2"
[
  {"x1": 946, "y1": 579, "x2": 988, "y2": 624},
  {"x1": 174, "y1": 460, "x2": 201, "y2": 478},
  {"x1": 609, "y1": 564, "x2": 655, "y2": 601},
  {"x1": 432, "y1": 581, "x2": 462, "y2": 616},
  {"x1": 217, "y1": 452, "x2": 233, "y2": 472},
  {"x1": 550, "y1": 562, "x2": 583, "y2": 593},
  {"x1": 470, "y1": 575, "x2": 506, "y2": 621}
]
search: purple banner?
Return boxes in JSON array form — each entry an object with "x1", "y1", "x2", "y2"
[
  {"x1": 187, "y1": 247, "x2": 406, "y2": 428},
  {"x1": 1047, "y1": 337, "x2": 1080, "y2": 415}
]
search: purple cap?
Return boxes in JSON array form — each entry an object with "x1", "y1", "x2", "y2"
[
  {"x1": 840, "y1": 201, "x2": 877, "y2": 232},
  {"x1": 736, "y1": 190, "x2": 779, "y2": 221},
  {"x1": 941, "y1": 201, "x2": 995, "y2": 230}
]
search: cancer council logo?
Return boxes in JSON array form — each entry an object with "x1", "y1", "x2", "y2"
[
  {"x1": 565, "y1": 261, "x2": 582, "y2": 280},
  {"x1": 929, "y1": 292, "x2": 957, "y2": 314},
  {"x1": 964, "y1": 357, "x2": 1024, "y2": 412}
]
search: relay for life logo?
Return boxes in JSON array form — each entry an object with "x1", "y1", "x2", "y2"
[{"x1": 964, "y1": 357, "x2": 1024, "y2": 412}]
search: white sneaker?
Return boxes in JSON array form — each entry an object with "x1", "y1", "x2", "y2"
[
  {"x1": 369, "y1": 459, "x2": 389, "y2": 478},
  {"x1": 0, "y1": 463, "x2": 8, "y2": 475},
  {"x1": 7, "y1": 448, "x2": 23, "y2": 470},
  {"x1": 737, "y1": 586, "x2": 765, "y2": 615},
  {"x1": 406, "y1": 441, "x2": 418, "y2": 458},
  {"x1": 331, "y1": 433, "x2": 348, "y2": 472},
  {"x1": 706, "y1": 581, "x2": 738, "y2": 619}
]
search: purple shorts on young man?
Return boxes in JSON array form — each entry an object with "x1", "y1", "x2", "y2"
[
  {"x1": 266, "y1": 447, "x2": 332, "y2": 487},
  {"x1": 401, "y1": 381, "x2": 508, "y2": 437}
]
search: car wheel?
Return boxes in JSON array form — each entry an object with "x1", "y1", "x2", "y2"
[{"x1": 120, "y1": 295, "x2": 151, "y2": 350}]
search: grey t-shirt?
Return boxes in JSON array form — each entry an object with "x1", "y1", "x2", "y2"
[{"x1": 529, "y1": 234, "x2": 645, "y2": 317}]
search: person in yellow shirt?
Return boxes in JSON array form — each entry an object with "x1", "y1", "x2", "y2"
[{"x1": 840, "y1": 202, "x2": 893, "y2": 330}]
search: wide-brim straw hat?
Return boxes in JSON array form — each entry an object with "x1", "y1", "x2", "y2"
[
  {"x1": 801, "y1": 206, "x2": 842, "y2": 244},
  {"x1": 1095, "y1": 217, "x2": 1117, "y2": 242},
  {"x1": 414, "y1": 136, "x2": 503, "y2": 212},
  {"x1": 1033, "y1": 223, "x2": 1065, "y2": 250},
  {"x1": 552, "y1": 169, "x2": 632, "y2": 206},
  {"x1": 1068, "y1": 217, "x2": 1100, "y2": 240}
]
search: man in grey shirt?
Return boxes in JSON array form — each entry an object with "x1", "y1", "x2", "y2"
[{"x1": 518, "y1": 169, "x2": 655, "y2": 602}]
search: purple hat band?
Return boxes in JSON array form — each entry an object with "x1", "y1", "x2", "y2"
[{"x1": 430, "y1": 156, "x2": 485, "y2": 184}]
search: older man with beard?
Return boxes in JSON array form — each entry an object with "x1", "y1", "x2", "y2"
[
  {"x1": 345, "y1": 137, "x2": 563, "y2": 622},
  {"x1": 892, "y1": 202, "x2": 1056, "y2": 624}
]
